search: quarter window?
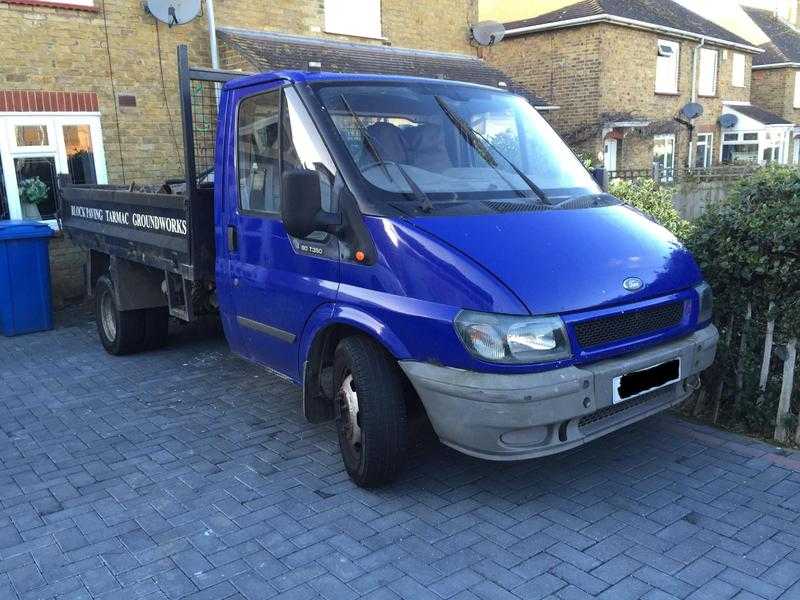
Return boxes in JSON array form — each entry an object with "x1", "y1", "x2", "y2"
[
  {"x1": 655, "y1": 40, "x2": 680, "y2": 94},
  {"x1": 237, "y1": 90, "x2": 281, "y2": 214},
  {"x1": 698, "y1": 48, "x2": 718, "y2": 96},
  {"x1": 324, "y1": 0, "x2": 382, "y2": 39}
]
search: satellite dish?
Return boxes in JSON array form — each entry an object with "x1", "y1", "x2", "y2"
[
  {"x1": 471, "y1": 21, "x2": 506, "y2": 46},
  {"x1": 680, "y1": 102, "x2": 703, "y2": 120},
  {"x1": 146, "y1": 0, "x2": 201, "y2": 27},
  {"x1": 719, "y1": 113, "x2": 738, "y2": 128}
]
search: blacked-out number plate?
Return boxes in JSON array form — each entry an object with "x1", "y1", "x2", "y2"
[{"x1": 613, "y1": 358, "x2": 680, "y2": 404}]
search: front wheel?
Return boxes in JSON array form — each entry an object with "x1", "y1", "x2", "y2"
[{"x1": 334, "y1": 336, "x2": 408, "y2": 487}]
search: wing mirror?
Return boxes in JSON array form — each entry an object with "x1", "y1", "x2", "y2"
[{"x1": 281, "y1": 169, "x2": 340, "y2": 238}]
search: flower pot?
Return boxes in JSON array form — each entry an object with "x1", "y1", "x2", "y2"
[{"x1": 22, "y1": 203, "x2": 42, "y2": 220}]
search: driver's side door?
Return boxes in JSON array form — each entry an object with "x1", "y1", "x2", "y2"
[{"x1": 221, "y1": 84, "x2": 340, "y2": 381}]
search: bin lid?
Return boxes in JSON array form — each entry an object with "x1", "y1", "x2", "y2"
[{"x1": 0, "y1": 220, "x2": 55, "y2": 240}]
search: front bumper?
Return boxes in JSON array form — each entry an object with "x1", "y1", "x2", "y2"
[{"x1": 400, "y1": 324, "x2": 718, "y2": 461}]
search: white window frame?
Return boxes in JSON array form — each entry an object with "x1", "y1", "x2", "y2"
[
  {"x1": 695, "y1": 133, "x2": 713, "y2": 168},
  {"x1": 731, "y1": 52, "x2": 746, "y2": 88},
  {"x1": 324, "y1": 0, "x2": 382, "y2": 39},
  {"x1": 0, "y1": 112, "x2": 107, "y2": 228},
  {"x1": 653, "y1": 134, "x2": 676, "y2": 181},
  {"x1": 655, "y1": 40, "x2": 680, "y2": 94},
  {"x1": 698, "y1": 47, "x2": 718, "y2": 97}
]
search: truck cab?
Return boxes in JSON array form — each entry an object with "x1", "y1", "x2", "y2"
[
  {"x1": 213, "y1": 70, "x2": 717, "y2": 486},
  {"x1": 61, "y1": 56, "x2": 718, "y2": 487}
]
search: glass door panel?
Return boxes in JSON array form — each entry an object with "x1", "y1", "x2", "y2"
[
  {"x1": 14, "y1": 156, "x2": 58, "y2": 220},
  {"x1": 62, "y1": 124, "x2": 97, "y2": 184}
]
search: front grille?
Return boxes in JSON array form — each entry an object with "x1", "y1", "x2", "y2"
[
  {"x1": 578, "y1": 395, "x2": 653, "y2": 428},
  {"x1": 574, "y1": 301, "x2": 684, "y2": 349}
]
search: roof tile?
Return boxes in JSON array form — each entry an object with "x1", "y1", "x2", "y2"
[{"x1": 217, "y1": 29, "x2": 551, "y2": 107}]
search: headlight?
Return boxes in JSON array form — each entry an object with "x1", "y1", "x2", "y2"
[
  {"x1": 454, "y1": 311, "x2": 571, "y2": 364},
  {"x1": 695, "y1": 281, "x2": 713, "y2": 323}
]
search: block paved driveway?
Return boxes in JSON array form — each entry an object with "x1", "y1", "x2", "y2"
[{"x1": 2, "y1": 307, "x2": 800, "y2": 600}]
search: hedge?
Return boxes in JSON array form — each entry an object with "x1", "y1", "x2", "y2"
[{"x1": 612, "y1": 169, "x2": 799, "y2": 444}]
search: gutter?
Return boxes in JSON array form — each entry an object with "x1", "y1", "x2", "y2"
[
  {"x1": 752, "y1": 62, "x2": 800, "y2": 70},
  {"x1": 505, "y1": 14, "x2": 764, "y2": 54}
]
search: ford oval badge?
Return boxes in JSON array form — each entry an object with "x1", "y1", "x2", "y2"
[{"x1": 622, "y1": 277, "x2": 643, "y2": 292}]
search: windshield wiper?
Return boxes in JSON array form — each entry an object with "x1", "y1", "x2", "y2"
[
  {"x1": 339, "y1": 94, "x2": 433, "y2": 213},
  {"x1": 434, "y1": 95, "x2": 548, "y2": 204}
]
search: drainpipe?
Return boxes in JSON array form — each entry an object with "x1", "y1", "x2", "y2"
[
  {"x1": 687, "y1": 37, "x2": 706, "y2": 169},
  {"x1": 206, "y1": 0, "x2": 219, "y2": 70}
]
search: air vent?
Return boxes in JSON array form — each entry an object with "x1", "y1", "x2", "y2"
[{"x1": 483, "y1": 201, "x2": 554, "y2": 213}]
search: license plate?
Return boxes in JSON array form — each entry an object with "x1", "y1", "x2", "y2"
[{"x1": 612, "y1": 358, "x2": 681, "y2": 404}]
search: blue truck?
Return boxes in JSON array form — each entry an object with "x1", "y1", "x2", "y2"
[{"x1": 60, "y1": 46, "x2": 718, "y2": 487}]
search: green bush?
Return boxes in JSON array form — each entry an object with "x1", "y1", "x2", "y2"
[
  {"x1": 609, "y1": 178, "x2": 693, "y2": 240},
  {"x1": 686, "y1": 164, "x2": 800, "y2": 439}
]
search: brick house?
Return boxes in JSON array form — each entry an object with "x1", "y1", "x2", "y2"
[
  {"x1": 744, "y1": 6, "x2": 800, "y2": 162},
  {"x1": 0, "y1": 0, "x2": 548, "y2": 304},
  {"x1": 483, "y1": 0, "x2": 796, "y2": 178}
]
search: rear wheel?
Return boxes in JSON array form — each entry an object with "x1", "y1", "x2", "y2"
[
  {"x1": 334, "y1": 336, "x2": 408, "y2": 487},
  {"x1": 95, "y1": 275, "x2": 145, "y2": 355}
]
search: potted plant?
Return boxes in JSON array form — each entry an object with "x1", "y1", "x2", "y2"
[{"x1": 18, "y1": 176, "x2": 48, "y2": 220}]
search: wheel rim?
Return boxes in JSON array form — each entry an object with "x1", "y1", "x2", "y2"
[
  {"x1": 337, "y1": 373, "x2": 362, "y2": 454},
  {"x1": 100, "y1": 291, "x2": 117, "y2": 342}
]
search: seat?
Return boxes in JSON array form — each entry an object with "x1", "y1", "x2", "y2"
[
  {"x1": 360, "y1": 122, "x2": 408, "y2": 165},
  {"x1": 404, "y1": 123, "x2": 453, "y2": 172}
]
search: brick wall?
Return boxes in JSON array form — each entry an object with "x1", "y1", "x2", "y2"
[
  {"x1": 485, "y1": 24, "x2": 603, "y2": 157},
  {"x1": 48, "y1": 233, "x2": 84, "y2": 308},
  {"x1": 0, "y1": 0, "x2": 477, "y2": 304},
  {"x1": 487, "y1": 22, "x2": 754, "y2": 170}
]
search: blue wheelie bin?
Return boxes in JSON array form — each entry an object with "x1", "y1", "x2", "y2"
[{"x1": 0, "y1": 220, "x2": 55, "y2": 336}]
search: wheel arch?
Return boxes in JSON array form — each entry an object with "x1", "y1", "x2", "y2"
[{"x1": 299, "y1": 304, "x2": 413, "y2": 423}]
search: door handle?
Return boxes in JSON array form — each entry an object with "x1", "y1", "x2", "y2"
[{"x1": 227, "y1": 225, "x2": 238, "y2": 252}]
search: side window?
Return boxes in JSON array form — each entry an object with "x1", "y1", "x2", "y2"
[
  {"x1": 237, "y1": 90, "x2": 280, "y2": 214},
  {"x1": 281, "y1": 87, "x2": 338, "y2": 214}
]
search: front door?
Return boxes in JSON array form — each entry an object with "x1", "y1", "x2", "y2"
[
  {"x1": 603, "y1": 138, "x2": 618, "y2": 173},
  {"x1": 218, "y1": 83, "x2": 340, "y2": 380}
]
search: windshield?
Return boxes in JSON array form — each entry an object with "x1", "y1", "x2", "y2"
[{"x1": 312, "y1": 80, "x2": 601, "y2": 209}]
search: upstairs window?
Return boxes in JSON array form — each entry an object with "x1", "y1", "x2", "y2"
[
  {"x1": 698, "y1": 48, "x2": 718, "y2": 96},
  {"x1": 655, "y1": 40, "x2": 680, "y2": 94},
  {"x1": 732, "y1": 52, "x2": 746, "y2": 88},
  {"x1": 794, "y1": 71, "x2": 800, "y2": 108},
  {"x1": 325, "y1": 0, "x2": 382, "y2": 39}
]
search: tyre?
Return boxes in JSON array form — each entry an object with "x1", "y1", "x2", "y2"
[
  {"x1": 333, "y1": 335, "x2": 408, "y2": 487},
  {"x1": 143, "y1": 306, "x2": 169, "y2": 350},
  {"x1": 95, "y1": 275, "x2": 145, "y2": 355}
]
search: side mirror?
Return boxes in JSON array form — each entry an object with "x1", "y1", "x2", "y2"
[{"x1": 281, "y1": 169, "x2": 337, "y2": 238}]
